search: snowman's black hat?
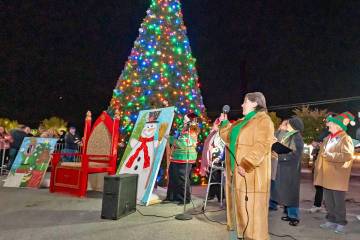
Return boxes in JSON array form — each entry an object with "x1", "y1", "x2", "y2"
[{"x1": 147, "y1": 111, "x2": 161, "y2": 123}]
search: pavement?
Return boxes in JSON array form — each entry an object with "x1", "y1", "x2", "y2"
[{"x1": 0, "y1": 172, "x2": 359, "y2": 240}]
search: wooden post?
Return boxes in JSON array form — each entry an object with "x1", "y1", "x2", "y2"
[
  {"x1": 82, "y1": 111, "x2": 92, "y2": 154},
  {"x1": 110, "y1": 110, "x2": 120, "y2": 173}
]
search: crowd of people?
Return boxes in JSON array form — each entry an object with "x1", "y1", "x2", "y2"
[
  {"x1": 170, "y1": 92, "x2": 358, "y2": 240},
  {"x1": 1, "y1": 93, "x2": 359, "y2": 239},
  {"x1": 0, "y1": 125, "x2": 32, "y2": 171},
  {"x1": 0, "y1": 125, "x2": 83, "y2": 171}
]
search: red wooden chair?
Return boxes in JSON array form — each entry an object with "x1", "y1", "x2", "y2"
[{"x1": 50, "y1": 111, "x2": 120, "y2": 197}]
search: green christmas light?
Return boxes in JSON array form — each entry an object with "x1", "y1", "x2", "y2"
[
  {"x1": 139, "y1": 96, "x2": 146, "y2": 102},
  {"x1": 108, "y1": 0, "x2": 209, "y2": 149}
]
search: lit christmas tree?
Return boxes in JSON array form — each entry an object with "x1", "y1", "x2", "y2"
[{"x1": 108, "y1": 0, "x2": 209, "y2": 147}]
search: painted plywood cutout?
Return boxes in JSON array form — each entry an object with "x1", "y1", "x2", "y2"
[
  {"x1": 118, "y1": 107, "x2": 175, "y2": 205},
  {"x1": 4, "y1": 137, "x2": 58, "y2": 188}
]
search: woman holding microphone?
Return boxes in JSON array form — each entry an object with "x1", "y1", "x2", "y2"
[{"x1": 217, "y1": 92, "x2": 274, "y2": 240}]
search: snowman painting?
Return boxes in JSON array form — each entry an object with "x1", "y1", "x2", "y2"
[{"x1": 119, "y1": 110, "x2": 161, "y2": 200}]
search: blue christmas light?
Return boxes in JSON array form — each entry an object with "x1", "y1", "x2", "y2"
[
  {"x1": 174, "y1": 130, "x2": 180, "y2": 138},
  {"x1": 130, "y1": 114, "x2": 138, "y2": 121},
  {"x1": 111, "y1": 0, "x2": 208, "y2": 145},
  {"x1": 156, "y1": 168, "x2": 163, "y2": 183},
  {"x1": 113, "y1": 89, "x2": 122, "y2": 97}
]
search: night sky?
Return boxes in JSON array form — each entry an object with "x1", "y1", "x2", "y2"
[{"x1": 2, "y1": 0, "x2": 360, "y2": 128}]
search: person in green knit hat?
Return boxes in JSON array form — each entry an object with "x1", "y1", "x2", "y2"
[
  {"x1": 314, "y1": 111, "x2": 355, "y2": 234},
  {"x1": 166, "y1": 113, "x2": 200, "y2": 204}
]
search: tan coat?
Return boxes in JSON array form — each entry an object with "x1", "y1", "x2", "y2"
[
  {"x1": 220, "y1": 111, "x2": 274, "y2": 240},
  {"x1": 314, "y1": 131, "x2": 354, "y2": 191}
]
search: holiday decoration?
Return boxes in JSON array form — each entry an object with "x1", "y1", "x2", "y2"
[
  {"x1": 326, "y1": 111, "x2": 356, "y2": 131},
  {"x1": 4, "y1": 137, "x2": 58, "y2": 188},
  {"x1": 108, "y1": 0, "x2": 210, "y2": 145},
  {"x1": 118, "y1": 107, "x2": 175, "y2": 205}
]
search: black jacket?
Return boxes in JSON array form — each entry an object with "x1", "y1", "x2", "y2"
[
  {"x1": 273, "y1": 132, "x2": 304, "y2": 207},
  {"x1": 10, "y1": 129, "x2": 27, "y2": 149},
  {"x1": 65, "y1": 133, "x2": 81, "y2": 150}
]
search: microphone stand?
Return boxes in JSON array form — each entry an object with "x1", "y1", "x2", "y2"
[{"x1": 175, "y1": 123, "x2": 193, "y2": 220}]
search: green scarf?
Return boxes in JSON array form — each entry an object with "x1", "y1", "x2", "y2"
[
  {"x1": 280, "y1": 130, "x2": 298, "y2": 144},
  {"x1": 229, "y1": 111, "x2": 257, "y2": 172}
]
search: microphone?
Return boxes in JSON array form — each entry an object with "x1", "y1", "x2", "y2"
[
  {"x1": 215, "y1": 105, "x2": 230, "y2": 125},
  {"x1": 222, "y1": 105, "x2": 230, "y2": 114}
]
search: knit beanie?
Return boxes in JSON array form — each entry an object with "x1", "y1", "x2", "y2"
[
  {"x1": 326, "y1": 111, "x2": 356, "y2": 131},
  {"x1": 288, "y1": 117, "x2": 304, "y2": 132}
]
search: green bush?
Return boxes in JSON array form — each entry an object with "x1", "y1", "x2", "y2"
[
  {"x1": 39, "y1": 117, "x2": 68, "y2": 132},
  {"x1": 269, "y1": 112, "x2": 282, "y2": 130},
  {"x1": 0, "y1": 118, "x2": 19, "y2": 131},
  {"x1": 293, "y1": 106, "x2": 328, "y2": 144}
]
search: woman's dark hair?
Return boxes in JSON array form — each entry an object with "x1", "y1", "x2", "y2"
[{"x1": 245, "y1": 92, "x2": 267, "y2": 112}]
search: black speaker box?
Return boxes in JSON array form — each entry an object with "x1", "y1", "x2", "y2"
[{"x1": 101, "y1": 174, "x2": 138, "y2": 220}]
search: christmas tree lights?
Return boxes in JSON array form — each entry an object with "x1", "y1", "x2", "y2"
[{"x1": 108, "y1": 0, "x2": 210, "y2": 145}]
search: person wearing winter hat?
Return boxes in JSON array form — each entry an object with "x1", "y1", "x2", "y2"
[
  {"x1": 272, "y1": 116, "x2": 304, "y2": 226},
  {"x1": 269, "y1": 119, "x2": 289, "y2": 211},
  {"x1": 314, "y1": 111, "x2": 355, "y2": 234},
  {"x1": 165, "y1": 113, "x2": 200, "y2": 204},
  {"x1": 309, "y1": 112, "x2": 337, "y2": 214}
]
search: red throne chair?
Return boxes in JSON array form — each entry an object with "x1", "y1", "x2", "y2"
[{"x1": 50, "y1": 111, "x2": 120, "y2": 197}]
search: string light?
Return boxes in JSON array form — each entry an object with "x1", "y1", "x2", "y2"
[{"x1": 108, "y1": 0, "x2": 210, "y2": 164}]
